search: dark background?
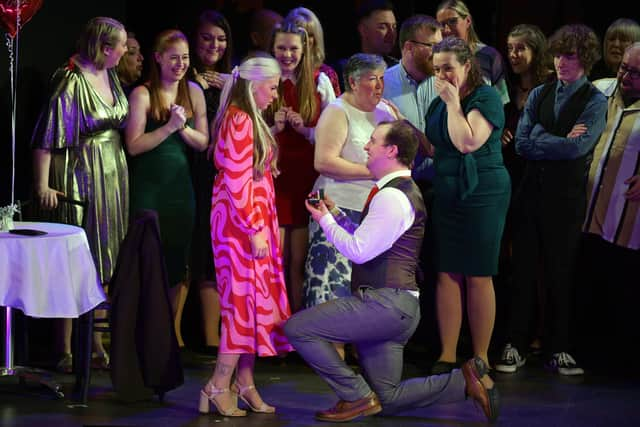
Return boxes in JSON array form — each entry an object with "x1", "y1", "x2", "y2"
[
  {"x1": 0, "y1": 0, "x2": 626, "y2": 206},
  {"x1": 0, "y1": 0, "x2": 630, "y2": 355}
]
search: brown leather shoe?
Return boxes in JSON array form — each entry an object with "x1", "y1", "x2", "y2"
[
  {"x1": 462, "y1": 357, "x2": 500, "y2": 422},
  {"x1": 315, "y1": 392, "x2": 382, "y2": 422}
]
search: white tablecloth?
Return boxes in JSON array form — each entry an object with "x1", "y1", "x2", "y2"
[{"x1": 0, "y1": 221, "x2": 105, "y2": 318}]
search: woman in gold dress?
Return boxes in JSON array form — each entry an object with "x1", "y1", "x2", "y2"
[{"x1": 31, "y1": 16, "x2": 130, "y2": 371}]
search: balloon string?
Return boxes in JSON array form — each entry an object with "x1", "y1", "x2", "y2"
[
  {"x1": 13, "y1": 7, "x2": 20, "y2": 207},
  {"x1": 5, "y1": 34, "x2": 15, "y2": 207},
  {"x1": 4, "y1": 1, "x2": 22, "y2": 207}
]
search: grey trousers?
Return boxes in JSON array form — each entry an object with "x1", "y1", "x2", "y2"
[{"x1": 284, "y1": 287, "x2": 466, "y2": 414}]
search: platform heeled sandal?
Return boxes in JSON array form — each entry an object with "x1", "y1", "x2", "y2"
[
  {"x1": 231, "y1": 383, "x2": 276, "y2": 413},
  {"x1": 198, "y1": 383, "x2": 247, "y2": 417}
]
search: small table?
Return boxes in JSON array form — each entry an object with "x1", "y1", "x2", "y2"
[{"x1": 0, "y1": 221, "x2": 105, "y2": 400}]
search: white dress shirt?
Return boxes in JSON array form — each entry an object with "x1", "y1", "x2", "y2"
[{"x1": 319, "y1": 170, "x2": 415, "y2": 264}]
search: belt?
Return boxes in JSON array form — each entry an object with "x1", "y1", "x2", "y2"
[{"x1": 359, "y1": 286, "x2": 420, "y2": 299}]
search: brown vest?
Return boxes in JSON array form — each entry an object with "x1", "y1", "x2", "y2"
[{"x1": 351, "y1": 176, "x2": 426, "y2": 292}]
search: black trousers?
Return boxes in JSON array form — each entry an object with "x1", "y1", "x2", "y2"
[
  {"x1": 575, "y1": 233, "x2": 640, "y2": 371},
  {"x1": 506, "y1": 182, "x2": 585, "y2": 356}
]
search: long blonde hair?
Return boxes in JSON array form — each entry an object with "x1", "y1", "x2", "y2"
[
  {"x1": 266, "y1": 21, "x2": 318, "y2": 124},
  {"x1": 212, "y1": 56, "x2": 281, "y2": 179},
  {"x1": 286, "y1": 7, "x2": 326, "y2": 68}
]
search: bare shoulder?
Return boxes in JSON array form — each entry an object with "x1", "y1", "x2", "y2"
[
  {"x1": 187, "y1": 80, "x2": 205, "y2": 97},
  {"x1": 129, "y1": 85, "x2": 150, "y2": 102}
]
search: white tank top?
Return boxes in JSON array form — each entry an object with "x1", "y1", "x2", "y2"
[{"x1": 313, "y1": 97, "x2": 395, "y2": 211}]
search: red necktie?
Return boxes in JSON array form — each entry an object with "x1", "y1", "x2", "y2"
[{"x1": 363, "y1": 184, "x2": 379, "y2": 210}]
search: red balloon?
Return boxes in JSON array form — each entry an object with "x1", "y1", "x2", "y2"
[{"x1": 0, "y1": 0, "x2": 43, "y2": 38}]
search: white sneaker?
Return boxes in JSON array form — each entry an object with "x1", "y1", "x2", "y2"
[
  {"x1": 546, "y1": 352, "x2": 584, "y2": 376},
  {"x1": 495, "y1": 344, "x2": 526, "y2": 373}
]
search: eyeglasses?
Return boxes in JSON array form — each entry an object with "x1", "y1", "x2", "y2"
[
  {"x1": 619, "y1": 63, "x2": 640, "y2": 80},
  {"x1": 439, "y1": 17, "x2": 459, "y2": 28},
  {"x1": 409, "y1": 40, "x2": 435, "y2": 48}
]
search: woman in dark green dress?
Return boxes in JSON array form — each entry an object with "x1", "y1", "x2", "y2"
[
  {"x1": 425, "y1": 38, "x2": 510, "y2": 375},
  {"x1": 125, "y1": 29, "x2": 209, "y2": 346}
]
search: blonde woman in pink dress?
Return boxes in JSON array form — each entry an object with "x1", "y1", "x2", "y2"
[{"x1": 198, "y1": 55, "x2": 293, "y2": 417}]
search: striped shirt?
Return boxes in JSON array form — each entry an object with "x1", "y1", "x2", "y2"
[{"x1": 584, "y1": 78, "x2": 640, "y2": 249}]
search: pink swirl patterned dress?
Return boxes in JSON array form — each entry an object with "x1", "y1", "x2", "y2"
[{"x1": 211, "y1": 105, "x2": 293, "y2": 356}]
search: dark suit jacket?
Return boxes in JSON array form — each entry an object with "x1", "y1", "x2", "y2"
[{"x1": 109, "y1": 209, "x2": 183, "y2": 401}]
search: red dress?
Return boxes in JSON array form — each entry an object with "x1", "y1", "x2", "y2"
[
  {"x1": 274, "y1": 77, "x2": 322, "y2": 226},
  {"x1": 211, "y1": 105, "x2": 293, "y2": 356}
]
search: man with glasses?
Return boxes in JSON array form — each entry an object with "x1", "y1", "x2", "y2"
[
  {"x1": 382, "y1": 16, "x2": 442, "y2": 324},
  {"x1": 383, "y1": 15, "x2": 442, "y2": 136},
  {"x1": 578, "y1": 42, "x2": 640, "y2": 373}
]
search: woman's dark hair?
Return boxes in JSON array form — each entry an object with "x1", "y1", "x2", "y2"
[
  {"x1": 507, "y1": 24, "x2": 553, "y2": 87},
  {"x1": 192, "y1": 10, "x2": 233, "y2": 74},
  {"x1": 433, "y1": 37, "x2": 483, "y2": 93}
]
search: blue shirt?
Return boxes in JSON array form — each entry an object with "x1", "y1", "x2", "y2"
[
  {"x1": 383, "y1": 62, "x2": 437, "y2": 131},
  {"x1": 383, "y1": 62, "x2": 437, "y2": 181},
  {"x1": 515, "y1": 76, "x2": 607, "y2": 160}
]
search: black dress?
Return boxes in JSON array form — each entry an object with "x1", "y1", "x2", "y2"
[{"x1": 188, "y1": 85, "x2": 221, "y2": 282}]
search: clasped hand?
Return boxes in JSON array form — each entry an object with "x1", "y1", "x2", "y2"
[
  {"x1": 274, "y1": 107, "x2": 307, "y2": 136},
  {"x1": 168, "y1": 104, "x2": 187, "y2": 132}
]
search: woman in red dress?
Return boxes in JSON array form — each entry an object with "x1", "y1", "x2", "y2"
[
  {"x1": 199, "y1": 55, "x2": 292, "y2": 417},
  {"x1": 266, "y1": 20, "x2": 336, "y2": 312}
]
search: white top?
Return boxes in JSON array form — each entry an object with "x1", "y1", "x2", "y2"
[
  {"x1": 317, "y1": 71, "x2": 337, "y2": 108},
  {"x1": 0, "y1": 221, "x2": 105, "y2": 318},
  {"x1": 319, "y1": 170, "x2": 415, "y2": 264},
  {"x1": 313, "y1": 97, "x2": 396, "y2": 211}
]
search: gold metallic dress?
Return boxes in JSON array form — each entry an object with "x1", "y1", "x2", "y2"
[{"x1": 31, "y1": 60, "x2": 129, "y2": 283}]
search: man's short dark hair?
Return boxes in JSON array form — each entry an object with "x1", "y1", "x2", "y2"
[
  {"x1": 356, "y1": 0, "x2": 395, "y2": 24},
  {"x1": 381, "y1": 119, "x2": 424, "y2": 167},
  {"x1": 398, "y1": 15, "x2": 440, "y2": 50}
]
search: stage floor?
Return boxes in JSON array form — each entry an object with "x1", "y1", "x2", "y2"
[{"x1": 1, "y1": 348, "x2": 638, "y2": 427}]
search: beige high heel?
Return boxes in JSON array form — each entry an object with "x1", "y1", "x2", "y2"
[
  {"x1": 198, "y1": 383, "x2": 247, "y2": 416},
  {"x1": 232, "y1": 383, "x2": 276, "y2": 413}
]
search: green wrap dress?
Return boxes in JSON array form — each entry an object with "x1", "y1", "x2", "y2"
[{"x1": 426, "y1": 85, "x2": 511, "y2": 276}]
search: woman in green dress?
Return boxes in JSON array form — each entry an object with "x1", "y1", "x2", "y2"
[
  {"x1": 125, "y1": 29, "x2": 208, "y2": 345},
  {"x1": 32, "y1": 17, "x2": 130, "y2": 371},
  {"x1": 425, "y1": 37, "x2": 510, "y2": 374}
]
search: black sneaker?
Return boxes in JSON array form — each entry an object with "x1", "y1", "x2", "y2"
[
  {"x1": 495, "y1": 344, "x2": 526, "y2": 373},
  {"x1": 545, "y1": 352, "x2": 584, "y2": 376}
]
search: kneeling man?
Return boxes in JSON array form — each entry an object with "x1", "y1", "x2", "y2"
[{"x1": 284, "y1": 120, "x2": 499, "y2": 422}]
